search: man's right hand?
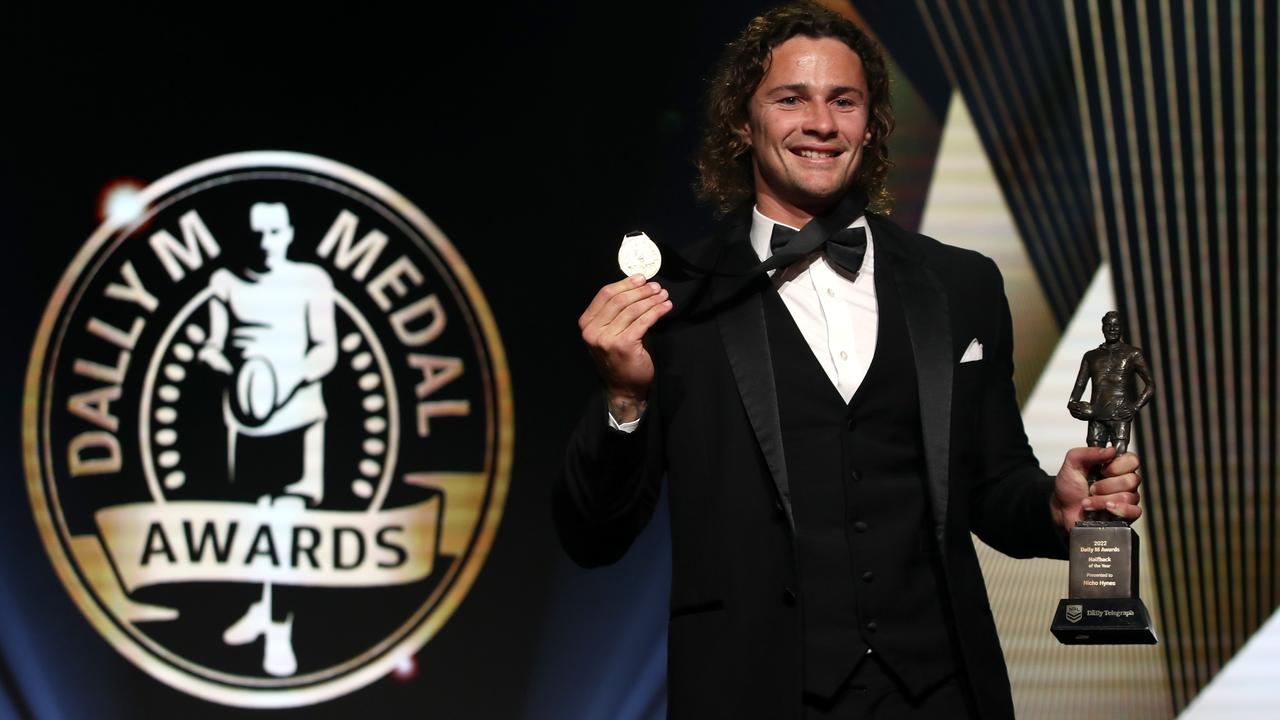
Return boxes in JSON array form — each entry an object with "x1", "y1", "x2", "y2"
[{"x1": 579, "y1": 274, "x2": 673, "y2": 423}]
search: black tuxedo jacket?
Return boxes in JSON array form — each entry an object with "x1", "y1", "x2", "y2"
[{"x1": 554, "y1": 209, "x2": 1069, "y2": 719}]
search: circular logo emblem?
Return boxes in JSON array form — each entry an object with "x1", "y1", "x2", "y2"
[{"x1": 23, "y1": 152, "x2": 513, "y2": 707}]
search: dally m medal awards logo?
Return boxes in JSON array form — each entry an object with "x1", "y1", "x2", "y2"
[{"x1": 23, "y1": 152, "x2": 513, "y2": 707}]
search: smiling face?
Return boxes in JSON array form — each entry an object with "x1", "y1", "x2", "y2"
[{"x1": 741, "y1": 36, "x2": 872, "y2": 226}]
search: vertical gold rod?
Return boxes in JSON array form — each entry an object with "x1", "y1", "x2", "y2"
[
  {"x1": 931, "y1": 1, "x2": 1074, "y2": 316},
  {"x1": 1260, "y1": 0, "x2": 1276, "y2": 619},
  {"x1": 1208, "y1": 0, "x2": 1244, "y2": 655},
  {"x1": 1063, "y1": 0, "x2": 1111, "y2": 267},
  {"x1": 973, "y1": 0, "x2": 1091, "y2": 289},
  {"x1": 916, "y1": 1, "x2": 961, "y2": 88},
  {"x1": 1159, "y1": 0, "x2": 1213, "y2": 703},
  {"x1": 1135, "y1": 2, "x2": 1195, "y2": 710},
  {"x1": 1184, "y1": 0, "x2": 1227, "y2": 676},
  {"x1": 1230, "y1": 0, "x2": 1258, "y2": 640},
  {"x1": 1269, "y1": 0, "x2": 1280, "y2": 609},
  {"x1": 1009, "y1": 0, "x2": 1095, "y2": 260},
  {"x1": 1083, "y1": 0, "x2": 1140, "y2": 360}
]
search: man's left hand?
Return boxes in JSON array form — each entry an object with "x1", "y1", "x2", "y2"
[{"x1": 1050, "y1": 446, "x2": 1142, "y2": 529}]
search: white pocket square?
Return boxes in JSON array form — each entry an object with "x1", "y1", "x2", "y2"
[{"x1": 960, "y1": 338, "x2": 983, "y2": 363}]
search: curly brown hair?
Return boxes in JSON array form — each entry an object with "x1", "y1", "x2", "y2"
[{"x1": 695, "y1": 2, "x2": 895, "y2": 216}]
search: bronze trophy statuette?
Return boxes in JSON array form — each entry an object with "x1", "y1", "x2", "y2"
[{"x1": 1051, "y1": 311, "x2": 1158, "y2": 644}]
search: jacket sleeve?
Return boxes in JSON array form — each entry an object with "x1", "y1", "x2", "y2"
[
  {"x1": 967, "y1": 258, "x2": 1069, "y2": 560},
  {"x1": 552, "y1": 388, "x2": 665, "y2": 567}
]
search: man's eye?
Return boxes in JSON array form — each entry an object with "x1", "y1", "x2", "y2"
[
  {"x1": 833, "y1": 98, "x2": 855, "y2": 108},
  {"x1": 779, "y1": 96, "x2": 801, "y2": 105}
]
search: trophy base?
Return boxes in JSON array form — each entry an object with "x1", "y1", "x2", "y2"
[{"x1": 1051, "y1": 597, "x2": 1157, "y2": 644}]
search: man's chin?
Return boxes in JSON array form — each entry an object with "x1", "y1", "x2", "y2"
[{"x1": 784, "y1": 187, "x2": 853, "y2": 214}]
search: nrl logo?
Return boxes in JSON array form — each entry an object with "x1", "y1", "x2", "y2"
[
  {"x1": 1065, "y1": 604, "x2": 1083, "y2": 623},
  {"x1": 23, "y1": 152, "x2": 513, "y2": 707}
]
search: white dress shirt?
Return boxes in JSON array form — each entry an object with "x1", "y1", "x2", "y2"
[{"x1": 610, "y1": 207, "x2": 879, "y2": 431}]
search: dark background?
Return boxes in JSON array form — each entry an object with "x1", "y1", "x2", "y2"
[{"x1": 0, "y1": 2, "x2": 779, "y2": 717}]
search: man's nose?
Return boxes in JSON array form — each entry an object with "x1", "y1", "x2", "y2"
[{"x1": 802, "y1": 102, "x2": 838, "y2": 137}]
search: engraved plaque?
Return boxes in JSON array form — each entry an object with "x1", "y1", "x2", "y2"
[{"x1": 1068, "y1": 523, "x2": 1138, "y2": 598}]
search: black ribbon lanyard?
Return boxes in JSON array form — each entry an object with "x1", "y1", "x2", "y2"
[{"x1": 648, "y1": 188, "x2": 869, "y2": 280}]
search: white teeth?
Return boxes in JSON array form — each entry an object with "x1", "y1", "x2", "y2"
[{"x1": 798, "y1": 149, "x2": 838, "y2": 158}]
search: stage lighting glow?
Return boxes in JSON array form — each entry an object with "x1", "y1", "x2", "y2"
[{"x1": 98, "y1": 179, "x2": 146, "y2": 225}]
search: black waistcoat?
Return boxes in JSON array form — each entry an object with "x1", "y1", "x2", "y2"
[{"x1": 762, "y1": 256, "x2": 956, "y2": 699}]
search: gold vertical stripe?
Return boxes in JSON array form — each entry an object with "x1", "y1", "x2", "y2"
[
  {"x1": 1063, "y1": 0, "x2": 1110, "y2": 269},
  {"x1": 1269, "y1": 0, "x2": 1280, "y2": 609},
  {"x1": 1009, "y1": 0, "x2": 1092, "y2": 243},
  {"x1": 972, "y1": 0, "x2": 1091, "y2": 289},
  {"x1": 915, "y1": 2, "x2": 960, "y2": 90},
  {"x1": 1207, "y1": 0, "x2": 1245, "y2": 654},
  {"x1": 1230, "y1": 0, "x2": 1259, "y2": 640},
  {"x1": 1159, "y1": 0, "x2": 1214, "y2": 702},
  {"x1": 1183, "y1": 0, "x2": 1227, "y2": 676},
  {"x1": 1084, "y1": 0, "x2": 1141, "y2": 351},
  {"x1": 1110, "y1": 0, "x2": 1168, "y2": 500},
  {"x1": 1134, "y1": 3, "x2": 1196, "y2": 709},
  {"x1": 1258, "y1": 0, "x2": 1275, "y2": 619},
  {"x1": 929, "y1": 1, "x2": 1074, "y2": 316}
]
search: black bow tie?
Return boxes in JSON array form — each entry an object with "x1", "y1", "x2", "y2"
[{"x1": 769, "y1": 224, "x2": 867, "y2": 275}]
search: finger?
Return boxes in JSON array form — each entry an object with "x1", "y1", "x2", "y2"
[
  {"x1": 618, "y1": 295, "x2": 674, "y2": 342},
  {"x1": 1091, "y1": 472, "x2": 1141, "y2": 495},
  {"x1": 583, "y1": 280, "x2": 664, "y2": 332},
  {"x1": 1100, "y1": 499, "x2": 1141, "y2": 522},
  {"x1": 1102, "y1": 451, "x2": 1141, "y2": 476},
  {"x1": 605, "y1": 286, "x2": 670, "y2": 332},
  {"x1": 1083, "y1": 491, "x2": 1140, "y2": 511},
  {"x1": 1063, "y1": 445, "x2": 1117, "y2": 472},
  {"x1": 580, "y1": 275, "x2": 649, "y2": 329}
]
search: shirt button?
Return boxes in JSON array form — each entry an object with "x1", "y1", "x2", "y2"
[
  {"x1": 866, "y1": 621, "x2": 878, "y2": 633},
  {"x1": 839, "y1": 350, "x2": 848, "y2": 361},
  {"x1": 782, "y1": 587, "x2": 797, "y2": 606},
  {"x1": 852, "y1": 521, "x2": 868, "y2": 533},
  {"x1": 862, "y1": 571, "x2": 874, "y2": 582},
  {"x1": 826, "y1": 287, "x2": 835, "y2": 298},
  {"x1": 849, "y1": 469, "x2": 861, "y2": 482}
]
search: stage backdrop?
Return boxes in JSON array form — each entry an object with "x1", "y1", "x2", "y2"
[{"x1": 2, "y1": 2, "x2": 1275, "y2": 718}]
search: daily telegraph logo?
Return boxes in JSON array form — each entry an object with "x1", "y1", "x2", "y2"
[{"x1": 23, "y1": 153, "x2": 513, "y2": 707}]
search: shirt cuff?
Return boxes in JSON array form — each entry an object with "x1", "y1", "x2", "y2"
[{"x1": 607, "y1": 410, "x2": 643, "y2": 433}]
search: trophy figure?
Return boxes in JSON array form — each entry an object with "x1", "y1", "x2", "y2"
[{"x1": 1051, "y1": 311, "x2": 1158, "y2": 644}]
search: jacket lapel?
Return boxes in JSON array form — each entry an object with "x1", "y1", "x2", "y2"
[
  {"x1": 712, "y1": 224, "x2": 795, "y2": 531},
  {"x1": 871, "y1": 217, "x2": 953, "y2": 544}
]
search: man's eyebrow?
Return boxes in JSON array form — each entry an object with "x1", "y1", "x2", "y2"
[{"x1": 766, "y1": 83, "x2": 866, "y2": 99}]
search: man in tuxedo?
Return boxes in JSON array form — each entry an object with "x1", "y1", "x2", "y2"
[{"x1": 554, "y1": 3, "x2": 1143, "y2": 718}]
